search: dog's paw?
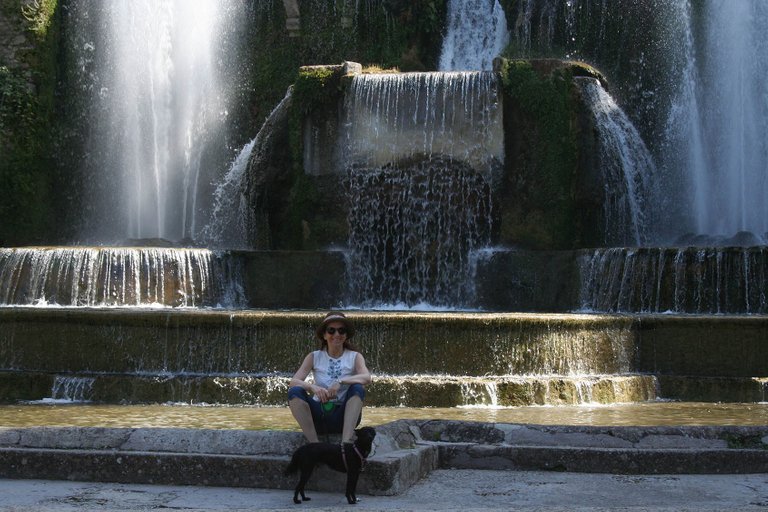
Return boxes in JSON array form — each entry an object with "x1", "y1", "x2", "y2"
[{"x1": 293, "y1": 494, "x2": 311, "y2": 504}]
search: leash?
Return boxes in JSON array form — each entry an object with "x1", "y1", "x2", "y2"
[{"x1": 340, "y1": 442, "x2": 367, "y2": 472}]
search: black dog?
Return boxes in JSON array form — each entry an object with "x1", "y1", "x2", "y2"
[{"x1": 285, "y1": 426, "x2": 376, "y2": 505}]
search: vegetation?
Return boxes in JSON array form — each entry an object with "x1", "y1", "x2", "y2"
[
  {"x1": 496, "y1": 58, "x2": 582, "y2": 249},
  {"x1": 0, "y1": 0, "x2": 59, "y2": 245}
]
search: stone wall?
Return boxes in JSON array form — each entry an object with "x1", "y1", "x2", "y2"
[{"x1": 0, "y1": 1, "x2": 34, "y2": 82}]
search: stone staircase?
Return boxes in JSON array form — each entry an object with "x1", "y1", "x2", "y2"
[{"x1": 1, "y1": 421, "x2": 767, "y2": 495}]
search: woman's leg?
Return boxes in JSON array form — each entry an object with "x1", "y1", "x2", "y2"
[
  {"x1": 341, "y1": 384, "x2": 366, "y2": 443},
  {"x1": 288, "y1": 387, "x2": 319, "y2": 442}
]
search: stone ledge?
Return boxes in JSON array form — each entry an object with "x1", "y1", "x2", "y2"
[
  {"x1": 0, "y1": 444, "x2": 437, "y2": 496},
  {"x1": 0, "y1": 422, "x2": 434, "y2": 496},
  {"x1": 436, "y1": 443, "x2": 768, "y2": 474},
  {"x1": 1, "y1": 421, "x2": 767, "y2": 496}
]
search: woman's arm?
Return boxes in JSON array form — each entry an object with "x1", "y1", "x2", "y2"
[
  {"x1": 331, "y1": 353, "x2": 372, "y2": 390},
  {"x1": 289, "y1": 353, "x2": 315, "y2": 391}
]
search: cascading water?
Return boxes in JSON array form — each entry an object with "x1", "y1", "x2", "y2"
[
  {"x1": 202, "y1": 87, "x2": 294, "y2": 250},
  {"x1": 497, "y1": 0, "x2": 768, "y2": 314},
  {"x1": 0, "y1": 247, "x2": 245, "y2": 308},
  {"x1": 506, "y1": 0, "x2": 768, "y2": 244},
  {"x1": 439, "y1": 0, "x2": 509, "y2": 71},
  {"x1": 199, "y1": 138, "x2": 256, "y2": 250},
  {"x1": 340, "y1": 72, "x2": 503, "y2": 307},
  {"x1": 68, "y1": 0, "x2": 241, "y2": 243},
  {"x1": 4, "y1": 1, "x2": 765, "y2": 418},
  {"x1": 579, "y1": 247, "x2": 768, "y2": 314},
  {"x1": 577, "y1": 78, "x2": 655, "y2": 246},
  {"x1": 49, "y1": 376, "x2": 95, "y2": 403}
]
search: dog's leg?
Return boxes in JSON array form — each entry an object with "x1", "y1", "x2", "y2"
[
  {"x1": 293, "y1": 466, "x2": 314, "y2": 504},
  {"x1": 345, "y1": 468, "x2": 361, "y2": 504}
]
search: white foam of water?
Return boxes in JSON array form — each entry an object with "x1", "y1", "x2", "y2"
[{"x1": 439, "y1": 0, "x2": 509, "y2": 71}]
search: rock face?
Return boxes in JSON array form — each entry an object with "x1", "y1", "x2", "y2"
[{"x1": 246, "y1": 59, "x2": 614, "y2": 255}]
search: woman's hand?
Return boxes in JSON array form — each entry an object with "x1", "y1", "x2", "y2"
[
  {"x1": 327, "y1": 380, "x2": 341, "y2": 398},
  {"x1": 310, "y1": 383, "x2": 337, "y2": 402}
]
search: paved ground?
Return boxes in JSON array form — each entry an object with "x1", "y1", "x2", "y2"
[{"x1": 2, "y1": 470, "x2": 768, "y2": 511}]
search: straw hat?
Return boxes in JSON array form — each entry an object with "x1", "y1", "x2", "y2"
[{"x1": 315, "y1": 312, "x2": 355, "y2": 340}]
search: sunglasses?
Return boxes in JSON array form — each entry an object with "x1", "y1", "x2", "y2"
[{"x1": 325, "y1": 327, "x2": 347, "y2": 335}]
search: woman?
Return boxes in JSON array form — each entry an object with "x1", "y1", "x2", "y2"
[{"x1": 288, "y1": 312, "x2": 372, "y2": 443}]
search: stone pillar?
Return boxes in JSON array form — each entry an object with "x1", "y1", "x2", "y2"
[{"x1": 282, "y1": 0, "x2": 300, "y2": 37}]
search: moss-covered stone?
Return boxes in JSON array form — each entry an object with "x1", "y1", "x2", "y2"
[
  {"x1": 496, "y1": 58, "x2": 607, "y2": 249},
  {"x1": 273, "y1": 64, "x2": 349, "y2": 250},
  {"x1": 0, "y1": 0, "x2": 60, "y2": 245}
]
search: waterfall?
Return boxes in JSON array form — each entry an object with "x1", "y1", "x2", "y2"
[
  {"x1": 579, "y1": 247, "x2": 768, "y2": 314},
  {"x1": 439, "y1": 0, "x2": 510, "y2": 71},
  {"x1": 340, "y1": 72, "x2": 503, "y2": 307},
  {"x1": 199, "y1": 138, "x2": 256, "y2": 249},
  {"x1": 68, "y1": 0, "x2": 241, "y2": 243},
  {"x1": 0, "y1": 247, "x2": 245, "y2": 308},
  {"x1": 668, "y1": 0, "x2": 768, "y2": 239},
  {"x1": 577, "y1": 78, "x2": 656, "y2": 246}
]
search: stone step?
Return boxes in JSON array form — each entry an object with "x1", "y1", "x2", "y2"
[
  {"x1": 5, "y1": 369, "x2": 768, "y2": 405},
  {"x1": 434, "y1": 443, "x2": 768, "y2": 474},
  {"x1": 657, "y1": 375, "x2": 768, "y2": 402},
  {"x1": 424, "y1": 421, "x2": 768, "y2": 474},
  {"x1": 0, "y1": 421, "x2": 767, "y2": 495},
  {"x1": 0, "y1": 309, "x2": 639, "y2": 376},
  {"x1": 0, "y1": 422, "x2": 435, "y2": 495}
]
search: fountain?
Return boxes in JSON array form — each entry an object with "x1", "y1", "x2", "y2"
[{"x1": 0, "y1": 1, "x2": 766, "y2": 434}]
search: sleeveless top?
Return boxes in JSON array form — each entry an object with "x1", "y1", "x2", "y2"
[{"x1": 312, "y1": 349, "x2": 358, "y2": 402}]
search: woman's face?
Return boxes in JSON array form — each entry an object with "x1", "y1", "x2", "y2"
[{"x1": 323, "y1": 321, "x2": 348, "y2": 350}]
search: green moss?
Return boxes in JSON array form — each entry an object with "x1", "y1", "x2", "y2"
[
  {"x1": 20, "y1": 0, "x2": 57, "y2": 39},
  {"x1": 0, "y1": 0, "x2": 60, "y2": 245},
  {"x1": 497, "y1": 58, "x2": 581, "y2": 249},
  {"x1": 274, "y1": 66, "x2": 342, "y2": 250}
]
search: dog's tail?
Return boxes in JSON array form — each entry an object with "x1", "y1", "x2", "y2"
[{"x1": 284, "y1": 451, "x2": 299, "y2": 476}]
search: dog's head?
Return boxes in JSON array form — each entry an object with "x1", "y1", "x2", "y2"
[{"x1": 353, "y1": 426, "x2": 376, "y2": 456}]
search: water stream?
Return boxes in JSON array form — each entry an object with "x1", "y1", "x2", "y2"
[
  {"x1": 577, "y1": 78, "x2": 655, "y2": 246},
  {"x1": 2, "y1": 1, "x2": 767, "y2": 427}
]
